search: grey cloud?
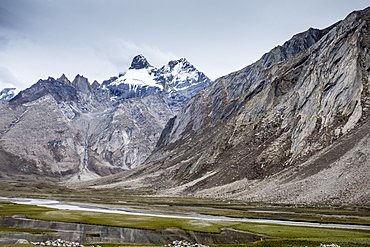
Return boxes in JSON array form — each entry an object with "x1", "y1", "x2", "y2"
[
  {"x1": 1, "y1": 0, "x2": 370, "y2": 90},
  {"x1": 0, "y1": 36, "x2": 9, "y2": 50},
  {"x1": 93, "y1": 38, "x2": 177, "y2": 72},
  {"x1": 0, "y1": 66, "x2": 20, "y2": 89},
  {"x1": 0, "y1": 6, "x2": 15, "y2": 29},
  {"x1": 0, "y1": 0, "x2": 30, "y2": 30}
]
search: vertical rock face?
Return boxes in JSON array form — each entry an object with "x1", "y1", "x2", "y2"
[
  {"x1": 0, "y1": 56, "x2": 212, "y2": 181},
  {"x1": 99, "y1": 7, "x2": 370, "y2": 204},
  {"x1": 88, "y1": 94, "x2": 174, "y2": 174}
]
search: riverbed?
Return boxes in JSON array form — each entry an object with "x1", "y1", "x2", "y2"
[{"x1": 1, "y1": 197, "x2": 369, "y2": 230}]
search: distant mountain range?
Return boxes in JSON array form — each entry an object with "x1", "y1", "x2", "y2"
[{"x1": 0, "y1": 55, "x2": 212, "y2": 181}]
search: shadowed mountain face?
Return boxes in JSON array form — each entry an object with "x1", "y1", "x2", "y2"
[
  {"x1": 87, "y1": 7, "x2": 370, "y2": 205},
  {"x1": 0, "y1": 57, "x2": 212, "y2": 182}
]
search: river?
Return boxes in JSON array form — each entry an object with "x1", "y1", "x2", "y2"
[{"x1": 1, "y1": 197, "x2": 369, "y2": 231}]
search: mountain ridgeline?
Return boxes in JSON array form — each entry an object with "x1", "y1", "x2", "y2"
[
  {"x1": 84, "y1": 7, "x2": 370, "y2": 204},
  {"x1": 0, "y1": 56, "x2": 212, "y2": 181}
]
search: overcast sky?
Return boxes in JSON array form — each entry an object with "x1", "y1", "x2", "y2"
[{"x1": 0, "y1": 0, "x2": 369, "y2": 90}]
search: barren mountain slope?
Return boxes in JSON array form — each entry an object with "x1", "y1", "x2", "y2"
[{"x1": 83, "y1": 7, "x2": 370, "y2": 204}]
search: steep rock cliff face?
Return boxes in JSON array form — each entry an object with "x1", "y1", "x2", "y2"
[
  {"x1": 86, "y1": 94, "x2": 174, "y2": 175},
  {"x1": 90, "y1": 7, "x2": 370, "y2": 204},
  {"x1": 0, "y1": 56, "x2": 211, "y2": 181}
]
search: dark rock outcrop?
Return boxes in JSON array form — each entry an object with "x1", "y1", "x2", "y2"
[{"x1": 129, "y1": 54, "x2": 152, "y2": 70}]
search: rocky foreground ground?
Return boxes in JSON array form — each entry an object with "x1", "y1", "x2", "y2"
[{"x1": 15, "y1": 239, "x2": 342, "y2": 247}]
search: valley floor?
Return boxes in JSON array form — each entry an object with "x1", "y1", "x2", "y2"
[{"x1": 0, "y1": 183, "x2": 369, "y2": 247}]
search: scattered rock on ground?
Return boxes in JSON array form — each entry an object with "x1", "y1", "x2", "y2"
[
  {"x1": 15, "y1": 239, "x2": 30, "y2": 244},
  {"x1": 164, "y1": 240, "x2": 209, "y2": 247},
  {"x1": 16, "y1": 239, "x2": 101, "y2": 247}
]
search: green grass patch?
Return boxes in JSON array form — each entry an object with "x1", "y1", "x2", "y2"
[
  {"x1": 231, "y1": 222, "x2": 370, "y2": 246},
  {"x1": 0, "y1": 202, "x2": 56, "y2": 216},
  {"x1": 239, "y1": 239, "x2": 370, "y2": 247},
  {"x1": 233, "y1": 221, "x2": 369, "y2": 239},
  {"x1": 29, "y1": 209, "x2": 222, "y2": 233}
]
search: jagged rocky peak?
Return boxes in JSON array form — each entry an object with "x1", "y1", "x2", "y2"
[
  {"x1": 91, "y1": 80, "x2": 100, "y2": 89},
  {"x1": 57, "y1": 74, "x2": 71, "y2": 84},
  {"x1": 72, "y1": 74, "x2": 91, "y2": 93},
  {"x1": 167, "y1": 58, "x2": 192, "y2": 69},
  {"x1": 129, "y1": 54, "x2": 152, "y2": 70},
  {"x1": 9, "y1": 76, "x2": 78, "y2": 105},
  {"x1": 9, "y1": 73, "x2": 102, "y2": 107},
  {"x1": 260, "y1": 25, "x2": 338, "y2": 68},
  {"x1": 72, "y1": 74, "x2": 89, "y2": 85}
]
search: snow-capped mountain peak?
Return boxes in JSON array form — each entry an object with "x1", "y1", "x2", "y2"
[
  {"x1": 129, "y1": 54, "x2": 153, "y2": 70},
  {"x1": 167, "y1": 58, "x2": 192, "y2": 70},
  {"x1": 101, "y1": 54, "x2": 212, "y2": 112},
  {"x1": 161, "y1": 58, "x2": 200, "y2": 88}
]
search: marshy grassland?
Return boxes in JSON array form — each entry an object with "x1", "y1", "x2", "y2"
[{"x1": 0, "y1": 182, "x2": 369, "y2": 247}]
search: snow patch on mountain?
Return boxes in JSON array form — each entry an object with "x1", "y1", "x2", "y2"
[
  {"x1": 0, "y1": 88, "x2": 18, "y2": 103},
  {"x1": 110, "y1": 68, "x2": 163, "y2": 89}
]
